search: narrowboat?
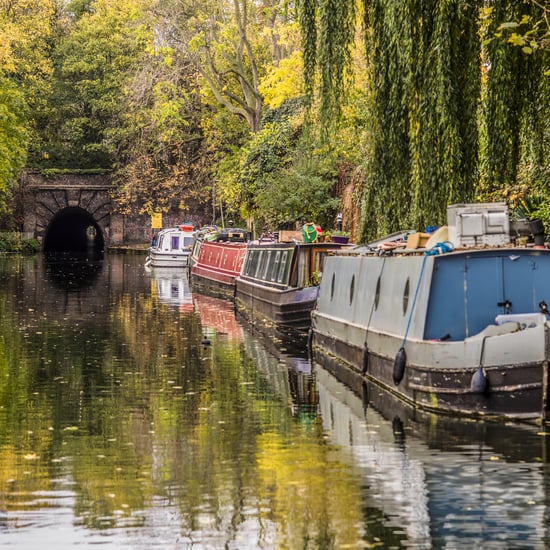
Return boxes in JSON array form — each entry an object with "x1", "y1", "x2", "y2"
[
  {"x1": 188, "y1": 225, "x2": 219, "y2": 269},
  {"x1": 190, "y1": 227, "x2": 248, "y2": 298},
  {"x1": 235, "y1": 234, "x2": 345, "y2": 331},
  {"x1": 311, "y1": 202, "x2": 550, "y2": 422},
  {"x1": 145, "y1": 224, "x2": 196, "y2": 268}
]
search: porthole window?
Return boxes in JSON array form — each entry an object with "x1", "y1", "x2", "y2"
[
  {"x1": 374, "y1": 275, "x2": 381, "y2": 310},
  {"x1": 403, "y1": 278, "x2": 410, "y2": 315},
  {"x1": 350, "y1": 274, "x2": 355, "y2": 305},
  {"x1": 330, "y1": 273, "x2": 335, "y2": 300}
]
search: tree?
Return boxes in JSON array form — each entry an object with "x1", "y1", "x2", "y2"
[
  {"x1": 0, "y1": 0, "x2": 57, "y2": 215},
  {"x1": 153, "y1": 0, "x2": 296, "y2": 134},
  {"x1": 111, "y1": 48, "x2": 211, "y2": 217},
  {"x1": 480, "y1": 1, "x2": 549, "y2": 199},
  {"x1": 0, "y1": 81, "x2": 28, "y2": 216},
  {"x1": 299, "y1": 0, "x2": 481, "y2": 241},
  {"x1": 43, "y1": 0, "x2": 151, "y2": 168}
]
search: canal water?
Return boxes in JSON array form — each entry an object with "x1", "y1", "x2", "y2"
[{"x1": 1, "y1": 253, "x2": 550, "y2": 549}]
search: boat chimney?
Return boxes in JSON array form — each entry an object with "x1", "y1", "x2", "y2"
[
  {"x1": 336, "y1": 213, "x2": 343, "y2": 232},
  {"x1": 529, "y1": 218, "x2": 546, "y2": 249}
]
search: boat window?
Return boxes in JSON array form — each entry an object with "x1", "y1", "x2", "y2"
[
  {"x1": 331, "y1": 273, "x2": 335, "y2": 300},
  {"x1": 350, "y1": 274, "x2": 355, "y2": 305},
  {"x1": 273, "y1": 252, "x2": 281, "y2": 281},
  {"x1": 277, "y1": 250, "x2": 291, "y2": 283},
  {"x1": 183, "y1": 237, "x2": 194, "y2": 248},
  {"x1": 254, "y1": 250, "x2": 263, "y2": 278},
  {"x1": 262, "y1": 251, "x2": 272, "y2": 279},
  {"x1": 274, "y1": 251, "x2": 281, "y2": 267},
  {"x1": 171, "y1": 235, "x2": 179, "y2": 250},
  {"x1": 315, "y1": 251, "x2": 327, "y2": 272},
  {"x1": 256, "y1": 250, "x2": 262, "y2": 277},
  {"x1": 403, "y1": 278, "x2": 410, "y2": 314},
  {"x1": 375, "y1": 275, "x2": 381, "y2": 310},
  {"x1": 245, "y1": 249, "x2": 259, "y2": 277}
]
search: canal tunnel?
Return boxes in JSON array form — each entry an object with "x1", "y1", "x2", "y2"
[{"x1": 43, "y1": 207, "x2": 105, "y2": 253}]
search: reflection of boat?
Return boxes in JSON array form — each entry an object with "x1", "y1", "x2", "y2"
[
  {"x1": 315, "y1": 362, "x2": 549, "y2": 548},
  {"x1": 236, "y1": 239, "x2": 344, "y2": 331},
  {"x1": 312, "y1": 202, "x2": 550, "y2": 421},
  {"x1": 190, "y1": 231, "x2": 248, "y2": 299},
  {"x1": 241, "y1": 322, "x2": 317, "y2": 417},
  {"x1": 193, "y1": 293, "x2": 243, "y2": 340},
  {"x1": 150, "y1": 268, "x2": 193, "y2": 311},
  {"x1": 145, "y1": 225, "x2": 197, "y2": 268}
]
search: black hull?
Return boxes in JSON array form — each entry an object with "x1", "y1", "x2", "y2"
[
  {"x1": 313, "y1": 332, "x2": 547, "y2": 421},
  {"x1": 235, "y1": 278, "x2": 317, "y2": 331},
  {"x1": 190, "y1": 274, "x2": 236, "y2": 301}
]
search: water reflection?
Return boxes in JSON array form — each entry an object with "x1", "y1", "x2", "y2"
[
  {"x1": 45, "y1": 254, "x2": 104, "y2": 291},
  {"x1": 315, "y1": 362, "x2": 550, "y2": 548},
  {"x1": 193, "y1": 293, "x2": 242, "y2": 341},
  {"x1": 148, "y1": 267, "x2": 193, "y2": 311},
  {"x1": 1, "y1": 254, "x2": 550, "y2": 548}
]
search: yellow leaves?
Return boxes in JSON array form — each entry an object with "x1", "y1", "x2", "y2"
[
  {"x1": 0, "y1": 0, "x2": 57, "y2": 78},
  {"x1": 259, "y1": 51, "x2": 303, "y2": 108}
]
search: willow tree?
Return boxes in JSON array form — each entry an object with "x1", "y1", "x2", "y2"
[
  {"x1": 298, "y1": 0, "x2": 481, "y2": 241},
  {"x1": 481, "y1": 1, "x2": 549, "y2": 199}
]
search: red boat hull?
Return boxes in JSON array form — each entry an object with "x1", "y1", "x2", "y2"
[{"x1": 191, "y1": 240, "x2": 247, "y2": 298}]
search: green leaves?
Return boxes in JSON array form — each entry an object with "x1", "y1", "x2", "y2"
[
  {"x1": 298, "y1": 0, "x2": 355, "y2": 128},
  {"x1": 0, "y1": 79, "x2": 28, "y2": 215}
]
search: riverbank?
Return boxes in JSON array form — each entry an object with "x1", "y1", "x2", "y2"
[{"x1": 107, "y1": 243, "x2": 149, "y2": 254}]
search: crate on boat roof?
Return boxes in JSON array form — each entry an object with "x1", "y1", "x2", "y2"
[{"x1": 447, "y1": 202, "x2": 509, "y2": 247}]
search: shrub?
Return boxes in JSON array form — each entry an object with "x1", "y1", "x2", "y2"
[{"x1": 0, "y1": 233, "x2": 39, "y2": 254}]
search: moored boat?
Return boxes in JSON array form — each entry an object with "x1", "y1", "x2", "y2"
[
  {"x1": 311, "y1": 202, "x2": 550, "y2": 422},
  {"x1": 145, "y1": 224, "x2": 197, "y2": 268},
  {"x1": 235, "y1": 230, "x2": 347, "y2": 331},
  {"x1": 190, "y1": 227, "x2": 248, "y2": 298},
  {"x1": 188, "y1": 225, "x2": 219, "y2": 269}
]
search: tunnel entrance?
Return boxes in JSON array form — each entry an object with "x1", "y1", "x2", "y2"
[{"x1": 43, "y1": 207, "x2": 105, "y2": 254}]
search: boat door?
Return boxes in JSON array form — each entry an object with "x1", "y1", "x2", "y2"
[{"x1": 426, "y1": 251, "x2": 550, "y2": 341}]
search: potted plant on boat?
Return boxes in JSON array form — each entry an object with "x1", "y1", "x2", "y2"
[{"x1": 330, "y1": 230, "x2": 350, "y2": 244}]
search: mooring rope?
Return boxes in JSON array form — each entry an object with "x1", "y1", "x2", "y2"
[{"x1": 400, "y1": 253, "x2": 428, "y2": 349}]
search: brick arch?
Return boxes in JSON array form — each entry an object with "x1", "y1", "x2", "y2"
[{"x1": 20, "y1": 171, "x2": 152, "y2": 249}]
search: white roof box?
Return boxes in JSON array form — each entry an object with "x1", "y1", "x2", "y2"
[{"x1": 447, "y1": 203, "x2": 510, "y2": 247}]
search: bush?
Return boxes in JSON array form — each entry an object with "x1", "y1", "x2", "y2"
[
  {"x1": 0, "y1": 233, "x2": 39, "y2": 254},
  {"x1": 21, "y1": 238, "x2": 40, "y2": 254}
]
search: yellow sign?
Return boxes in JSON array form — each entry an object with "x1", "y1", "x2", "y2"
[{"x1": 151, "y1": 212, "x2": 162, "y2": 229}]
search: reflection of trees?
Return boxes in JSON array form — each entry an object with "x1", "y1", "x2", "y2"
[{"x1": 0, "y1": 257, "x2": 370, "y2": 547}]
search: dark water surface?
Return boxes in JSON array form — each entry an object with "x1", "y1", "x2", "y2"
[{"x1": 1, "y1": 253, "x2": 549, "y2": 549}]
